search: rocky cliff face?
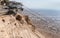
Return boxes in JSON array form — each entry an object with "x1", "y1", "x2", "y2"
[
  {"x1": 0, "y1": 13, "x2": 45, "y2": 38},
  {"x1": 0, "y1": 1, "x2": 45, "y2": 38}
]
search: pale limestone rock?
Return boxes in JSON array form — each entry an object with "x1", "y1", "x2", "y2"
[{"x1": 0, "y1": 14, "x2": 45, "y2": 38}]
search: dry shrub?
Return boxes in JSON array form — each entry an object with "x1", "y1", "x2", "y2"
[
  {"x1": 16, "y1": 15, "x2": 22, "y2": 21},
  {"x1": 24, "y1": 15, "x2": 35, "y2": 31},
  {"x1": 2, "y1": 19, "x2": 5, "y2": 22},
  {"x1": 24, "y1": 15, "x2": 31, "y2": 24}
]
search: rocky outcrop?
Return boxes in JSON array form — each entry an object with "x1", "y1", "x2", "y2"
[{"x1": 0, "y1": 13, "x2": 45, "y2": 38}]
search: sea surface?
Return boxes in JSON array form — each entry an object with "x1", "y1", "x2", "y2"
[
  {"x1": 32, "y1": 9, "x2": 60, "y2": 20},
  {"x1": 32, "y1": 9, "x2": 60, "y2": 16}
]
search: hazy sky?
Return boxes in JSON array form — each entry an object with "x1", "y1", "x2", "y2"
[{"x1": 11, "y1": 0, "x2": 60, "y2": 10}]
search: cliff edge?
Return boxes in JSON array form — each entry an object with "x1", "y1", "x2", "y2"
[{"x1": 0, "y1": 13, "x2": 45, "y2": 38}]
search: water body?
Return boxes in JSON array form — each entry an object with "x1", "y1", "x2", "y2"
[
  {"x1": 32, "y1": 9, "x2": 60, "y2": 20},
  {"x1": 32, "y1": 9, "x2": 60, "y2": 16}
]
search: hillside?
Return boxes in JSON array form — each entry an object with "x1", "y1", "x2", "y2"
[
  {"x1": 0, "y1": 0, "x2": 60, "y2": 38},
  {"x1": 0, "y1": 13, "x2": 46, "y2": 38}
]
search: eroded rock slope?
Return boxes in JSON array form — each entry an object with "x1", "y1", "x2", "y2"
[{"x1": 0, "y1": 13, "x2": 45, "y2": 38}]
